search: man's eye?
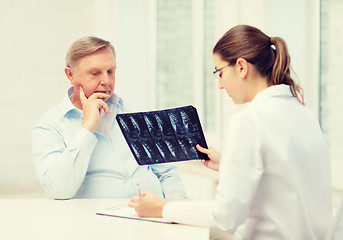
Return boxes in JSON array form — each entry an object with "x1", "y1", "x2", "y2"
[
  {"x1": 219, "y1": 72, "x2": 223, "y2": 78},
  {"x1": 91, "y1": 72, "x2": 99, "y2": 76},
  {"x1": 107, "y1": 70, "x2": 113, "y2": 74}
]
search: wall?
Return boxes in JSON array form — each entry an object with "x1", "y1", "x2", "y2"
[
  {"x1": 112, "y1": 0, "x2": 155, "y2": 110},
  {"x1": 320, "y1": 0, "x2": 343, "y2": 190}
]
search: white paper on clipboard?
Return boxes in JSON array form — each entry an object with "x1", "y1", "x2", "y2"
[{"x1": 96, "y1": 204, "x2": 174, "y2": 224}]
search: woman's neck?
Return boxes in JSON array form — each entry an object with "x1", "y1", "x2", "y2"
[{"x1": 247, "y1": 74, "x2": 270, "y2": 101}]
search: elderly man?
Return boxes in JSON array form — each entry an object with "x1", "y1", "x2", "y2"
[{"x1": 32, "y1": 37, "x2": 186, "y2": 200}]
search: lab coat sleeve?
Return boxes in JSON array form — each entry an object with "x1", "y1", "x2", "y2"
[
  {"x1": 32, "y1": 122, "x2": 97, "y2": 199},
  {"x1": 163, "y1": 113, "x2": 263, "y2": 231},
  {"x1": 150, "y1": 163, "x2": 187, "y2": 200},
  {"x1": 163, "y1": 200, "x2": 214, "y2": 226},
  {"x1": 211, "y1": 113, "x2": 264, "y2": 232}
]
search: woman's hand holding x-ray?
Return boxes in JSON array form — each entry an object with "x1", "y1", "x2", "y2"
[{"x1": 196, "y1": 144, "x2": 221, "y2": 171}]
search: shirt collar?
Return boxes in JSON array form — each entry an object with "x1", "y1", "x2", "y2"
[
  {"x1": 251, "y1": 84, "x2": 294, "y2": 104},
  {"x1": 60, "y1": 87, "x2": 120, "y2": 117}
]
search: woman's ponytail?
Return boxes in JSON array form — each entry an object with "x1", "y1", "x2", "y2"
[{"x1": 270, "y1": 37, "x2": 304, "y2": 104}]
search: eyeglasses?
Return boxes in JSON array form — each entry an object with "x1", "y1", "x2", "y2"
[{"x1": 213, "y1": 64, "x2": 230, "y2": 79}]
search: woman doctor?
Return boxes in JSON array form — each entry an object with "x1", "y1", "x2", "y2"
[{"x1": 129, "y1": 25, "x2": 332, "y2": 239}]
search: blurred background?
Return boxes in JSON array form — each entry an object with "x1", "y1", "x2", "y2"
[{"x1": 0, "y1": 0, "x2": 342, "y2": 204}]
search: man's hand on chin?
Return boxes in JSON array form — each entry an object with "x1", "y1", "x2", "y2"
[{"x1": 79, "y1": 86, "x2": 111, "y2": 133}]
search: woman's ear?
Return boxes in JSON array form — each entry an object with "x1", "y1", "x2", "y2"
[
  {"x1": 236, "y1": 57, "x2": 249, "y2": 79},
  {"x1": 64, "y1": 67, "x2": 74, "y2": 83}
]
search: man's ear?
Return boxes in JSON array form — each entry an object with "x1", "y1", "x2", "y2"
[
  {"x1": 236, "y1": 57, "x2": 249, "y2": 79},
  {"x1": 64, "y1": 67, "x2": 74, "y2": 83}
]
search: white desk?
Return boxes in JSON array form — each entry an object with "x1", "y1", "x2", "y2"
[{"x1": 0, "y1": 199, "x2": 209, "y2": 240}]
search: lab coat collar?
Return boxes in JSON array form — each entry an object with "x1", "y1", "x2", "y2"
[{"x1": 251, "y1": 84, "x2": 294, "y2": 105}]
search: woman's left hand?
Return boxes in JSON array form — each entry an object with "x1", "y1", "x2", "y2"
[{"x1": 128, "y1": 191, "x2": 167, "y2": 218}]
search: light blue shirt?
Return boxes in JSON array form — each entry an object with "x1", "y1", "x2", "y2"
[{"x1": 32, "y1": 87, "x2": 187, "y2": 199}]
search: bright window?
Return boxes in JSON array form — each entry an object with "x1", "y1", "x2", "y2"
[
  {"x1": 320, "y1": 0, "x2": 343, "y2": 188},
  {"x1": 155, "y1": 0, "x2": 216, "y2": 133}
]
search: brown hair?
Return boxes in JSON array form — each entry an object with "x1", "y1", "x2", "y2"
[
  {"x1": 213, "y1": 25, "x2": 304, "y2": 104},
  {"x1": 65, "y1": 36, "x2": 115, "y2": 69}
]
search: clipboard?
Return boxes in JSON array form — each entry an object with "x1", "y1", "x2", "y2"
[
  {"x1": 96, "y1": 204, "x2": 174, "y2": 224},
  {"x1": 116, "y1": 105, "x2": 209, "y2": 165}
]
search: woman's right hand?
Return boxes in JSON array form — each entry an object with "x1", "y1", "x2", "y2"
[{"x1": 196, "y1": 144, "x2": 221, "y2": 171}]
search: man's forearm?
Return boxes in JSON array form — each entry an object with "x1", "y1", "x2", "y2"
[
  {"x1": 151, "y1": 165, "x2": 187, "y2": 199},
  {"x1": 33, "y1": 127, "x2": 97, "y2": 199},
  {"x1": 41, "y1": 148, "x2": 91, "y2": 199}
]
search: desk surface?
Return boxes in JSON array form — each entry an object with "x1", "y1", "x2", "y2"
[{"x1": 0, "y1": 199, "x2": 209, "y2": 240}]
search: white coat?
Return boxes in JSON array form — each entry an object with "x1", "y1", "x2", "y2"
[{"x1": 163, "y1": 84, "x2": 332, "y2": 240}]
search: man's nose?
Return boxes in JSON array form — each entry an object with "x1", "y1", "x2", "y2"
[{"x1": 101, "y1": 75, "x2": 110, "y2": 85}]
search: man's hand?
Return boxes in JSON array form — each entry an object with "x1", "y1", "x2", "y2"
[
  {"x1": 79, "y1": 86, "x2": 111, "y2": 133},
  {"x1": 196, "y1": 144, "x2": 221, "y2": 171},
  {"x1": 128, "y1": 191, "x2": 167, "y2": 218}
]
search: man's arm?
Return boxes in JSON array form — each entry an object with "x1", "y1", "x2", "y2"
[
  {"x1": 32, "y1": 123, "x2": 97, "y2": 199},
  {"x1": 79, "y1": 86, "x2": 110, "y2": 133},
  {"x1": 150, "y1": 163, "x2": 187, "y2": 199},
  {"x1": 32, "y1": 87, "x2": 110, "y2": 199}
]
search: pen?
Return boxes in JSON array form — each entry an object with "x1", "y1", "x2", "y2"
[{"x1": 137, "y1": 183, "x2": 142, "y2": 198}]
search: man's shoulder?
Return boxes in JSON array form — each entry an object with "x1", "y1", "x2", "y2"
[{"x1": 33, "y1": 101, "x2": 71, "y2": 129}]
